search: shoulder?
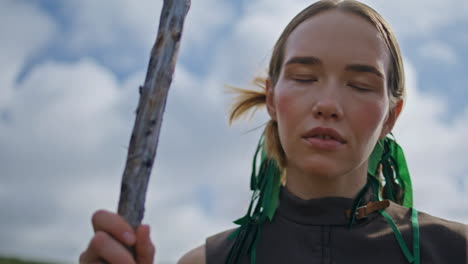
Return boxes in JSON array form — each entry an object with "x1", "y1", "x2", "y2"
[
  {"x1": 206, "y1": 228, "x2": 236, "y2": 248},
  {"x1": 387, "y1": 201, "x2": 467, "y2": 238},
  {"x1": 415, "y1": 208, "x2": 467, "y2": 261},
  {"x1": 386, "y1": 202, "x2": 467, "y2": 261},
  {"x1": 206, "y1": 228, "x2": 237, "y2": 264},
  {"x1": 417, "y1": 209, "x2": 467, "y2": 240},
  {"x1": 178, "y1": 228, "x2": 237, "y2": 264},
  {"x1": 178, "y1": 244, "x2": 206, "y2": 264}
]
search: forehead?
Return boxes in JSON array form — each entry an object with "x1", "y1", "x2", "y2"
[{"x1": 284, "y1": 10, "x2": 390, "y2": 75}]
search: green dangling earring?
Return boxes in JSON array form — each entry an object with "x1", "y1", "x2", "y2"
[
  {"x1": 226, "y1": 133, "x2": 282, "y2": 264},
  {"x1": 367, "y1": 135, "x2": 420, "y2": 264},
  {"x1": 348, "y1": 134, "x2": 414, "y2": 228},
  {"x1": 367, "y1": 134, "x2": 413, "y2": 207}
]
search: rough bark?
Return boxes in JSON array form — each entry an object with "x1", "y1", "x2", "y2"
[{"x1": 117, "y1": 0, "x2": 191, "y2": 229}]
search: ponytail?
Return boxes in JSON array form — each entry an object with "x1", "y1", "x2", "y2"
[{"x1": 227, "y1": 77, "x2": 287, "y2": 169}]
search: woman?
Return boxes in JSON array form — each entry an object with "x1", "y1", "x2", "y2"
[{"x1": 80, "y1": 1, "x2": 467, "y2": 263}]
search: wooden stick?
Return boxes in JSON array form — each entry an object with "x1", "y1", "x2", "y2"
[{"x1": 117, "y1": 0, "x2": 191, "y2": 230}]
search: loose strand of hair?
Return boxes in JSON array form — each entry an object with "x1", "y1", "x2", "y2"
[{"x1": 226, "y1": 77, "x2": 268, "y2": 126}]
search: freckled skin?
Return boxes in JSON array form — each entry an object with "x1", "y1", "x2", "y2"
[{"x1": 266, "y1": 10, "x2": 399, "y2": 199}]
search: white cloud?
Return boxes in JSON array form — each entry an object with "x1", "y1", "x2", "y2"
[
  {"x1": 182, "y1": 0, "x2": 236, "y2": 48},
  {"x1": 457, "y1": 32, "x2": 468, "y2": 45},
  {"x1": 58, "y1": 0, "x2": 236, "y2": 73},
  {"x1": 418, "y1": 41, "x2": 458, "y2": 65},
  {"x1": 394, "y1": 60, "x2": 468, "y2": 223},
  {"x1": 363, "y1": 0, "x2": 468, "y2": 38},
  {"x1": 0, "y1": 58, "x2": 128, "y2": 261},
  {"x1": 64, "y1": 0, "x2": 235, "y2": 49},
  {"x1": 0, "y1": 0, "x2": 57, "y2": 108},
  {"x1": 239, "y1": 0, "x2": 468, "y2": 39},
  {"x1": 204, "y1": 1, "x2": 302, "y2": 102},
  {"x1": 0, "y1": 58, "x2": 123, "y2": 156},
  {"x1": 63, "y1": 0, "x2": 162, "y2": 53}
]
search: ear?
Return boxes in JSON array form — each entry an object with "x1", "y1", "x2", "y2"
[
  {"x1": 380, "y1": 99, "x2": 403, "y2": 139},
  {"x1": 265, "y1": 78, "x2": 277, "y2": 121}
]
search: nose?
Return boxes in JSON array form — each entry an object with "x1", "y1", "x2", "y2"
[{"x1": 312, "y1": 95, "x2": 343, "y2": 120}]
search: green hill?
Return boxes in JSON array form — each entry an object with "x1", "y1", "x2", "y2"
[{"x1": 0, "y1": 257, "x2": 61, "y2": 264}]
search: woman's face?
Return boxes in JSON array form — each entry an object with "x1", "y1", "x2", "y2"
[{"x1": 267, "y1": 10, "x2": 399, "y2": 180}]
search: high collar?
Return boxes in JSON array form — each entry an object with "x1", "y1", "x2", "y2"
[{"x1": 276, "y1": 186, "x2": 375, "y2": 226}]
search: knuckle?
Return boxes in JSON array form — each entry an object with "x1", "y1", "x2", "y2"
[
  {"x1": 148, "y1": 243, "x2": 156, "y2": 255},
  {"x1": 78, "y1": 251, "x2": 88, "y2": 263},
  {"x1": 89, "y1": 231, "x2": 109, "y2": 250}
]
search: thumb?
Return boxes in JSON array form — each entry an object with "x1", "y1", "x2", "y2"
[{"x1": 136, "y1": 224, "x2": 156, "y2": 264}]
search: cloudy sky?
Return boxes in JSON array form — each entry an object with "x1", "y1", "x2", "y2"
[{"x1": 1, "y1": 0, "x2": 467, "y2": 263}]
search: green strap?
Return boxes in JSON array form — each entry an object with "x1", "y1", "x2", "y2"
[
  {"x1": 392, "y1": 141, "x2": 413, "y2": 208},
  {"x1": 412, "y1": 208, "x2": 420, "y2": 264},
  {"x1": 249, "y1": 224, "x2": 262, "y2": 263},
  {"x1": 263, "y1": 159, "x2": 281, "y2": 221},
  {"x1": 380, "y1": 208, "x2": 420, "y2": 263},
  {"x1": 368, "y1": 140, "x2": 384, "y2": 177},
  {"x1": 250, "y1": 136, "x2": 262, "y2": 189},
  {"x1": 382, "y1": 159, "x2": 396, "y2": 201},
  {"x1": 380, "y1": 210, "x2": 414, "y2": 262}
]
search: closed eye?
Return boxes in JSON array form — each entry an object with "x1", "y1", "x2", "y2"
[
  {"x1": 292, "y1": 76, "x2": 318, "y2": 83},
  {"x1": 349, "y1": 84, "x2": 372, "y2": 92}
]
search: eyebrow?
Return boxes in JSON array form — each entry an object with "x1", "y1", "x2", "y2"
[
  {"x1": 345, "y1": 64, "x2": 384, "y2": 79},
  {"x1": 284, "y1": 56, "x2": 384, "y2": 79},
  {"x1": 285, "y1": 56, "x2": 322, "y2": 66}
]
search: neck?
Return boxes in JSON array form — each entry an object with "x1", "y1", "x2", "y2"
[{"x1": 284, "y1": 162, "x2": 368, "y2": 200}]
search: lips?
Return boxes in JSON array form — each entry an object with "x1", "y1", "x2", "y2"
[{"x1": 302, "y1": 127, "x2": 347, "y2": 144}]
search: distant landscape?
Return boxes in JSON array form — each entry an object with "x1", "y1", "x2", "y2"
[{"x1": 0, "y1": 257, "x2": 61, "y2": 264}]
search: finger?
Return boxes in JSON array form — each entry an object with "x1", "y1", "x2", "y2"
[
  {"x1": 136, "y1": 225, "x2": 155, "y2": 264},
  {"x1": 79, "y1": 248, "x2": 100, "y2": 264},
  {"x1": 79, "y1": 252, "x2": 104, "y2": 264},
  {"x1": 79, "y1": 241, "x2": 109, "y2": 264},
  {"x1": 87, "y1": 231, "x2": 136, "y2": 264},
  {"x1": 92, "y1": 209, "x2": 136, "y2": 246}
]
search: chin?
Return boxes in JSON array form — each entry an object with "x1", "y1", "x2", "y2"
[{"x1": 295, "y1": 159, "x2": 346, "y2": 180}]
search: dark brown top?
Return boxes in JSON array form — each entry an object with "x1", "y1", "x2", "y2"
[{"x1": 206, "y1": 187, "x2": 467, "y2": 264}]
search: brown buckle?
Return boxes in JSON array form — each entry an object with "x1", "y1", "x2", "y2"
[{"x1": 346, "y1": 200, "x2": 390, "y2": 219}]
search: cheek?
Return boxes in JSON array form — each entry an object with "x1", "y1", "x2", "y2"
[
  {"x1": 275, "y1": 92, "x2": 295, "y2": 121},
  {"x1": 352, "y1": 99, "x2": 388, "y2": 141},
  {"x1": 273, "y1": 85, "x2": 306, "y2": 151},
  {"x1": 274, "y1": 85, "x2": 306, "y2": 132}
]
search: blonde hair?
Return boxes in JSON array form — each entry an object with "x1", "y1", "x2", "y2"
[{"x1": 229, "y1": 0, "x2": 406, "y2": 170}]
